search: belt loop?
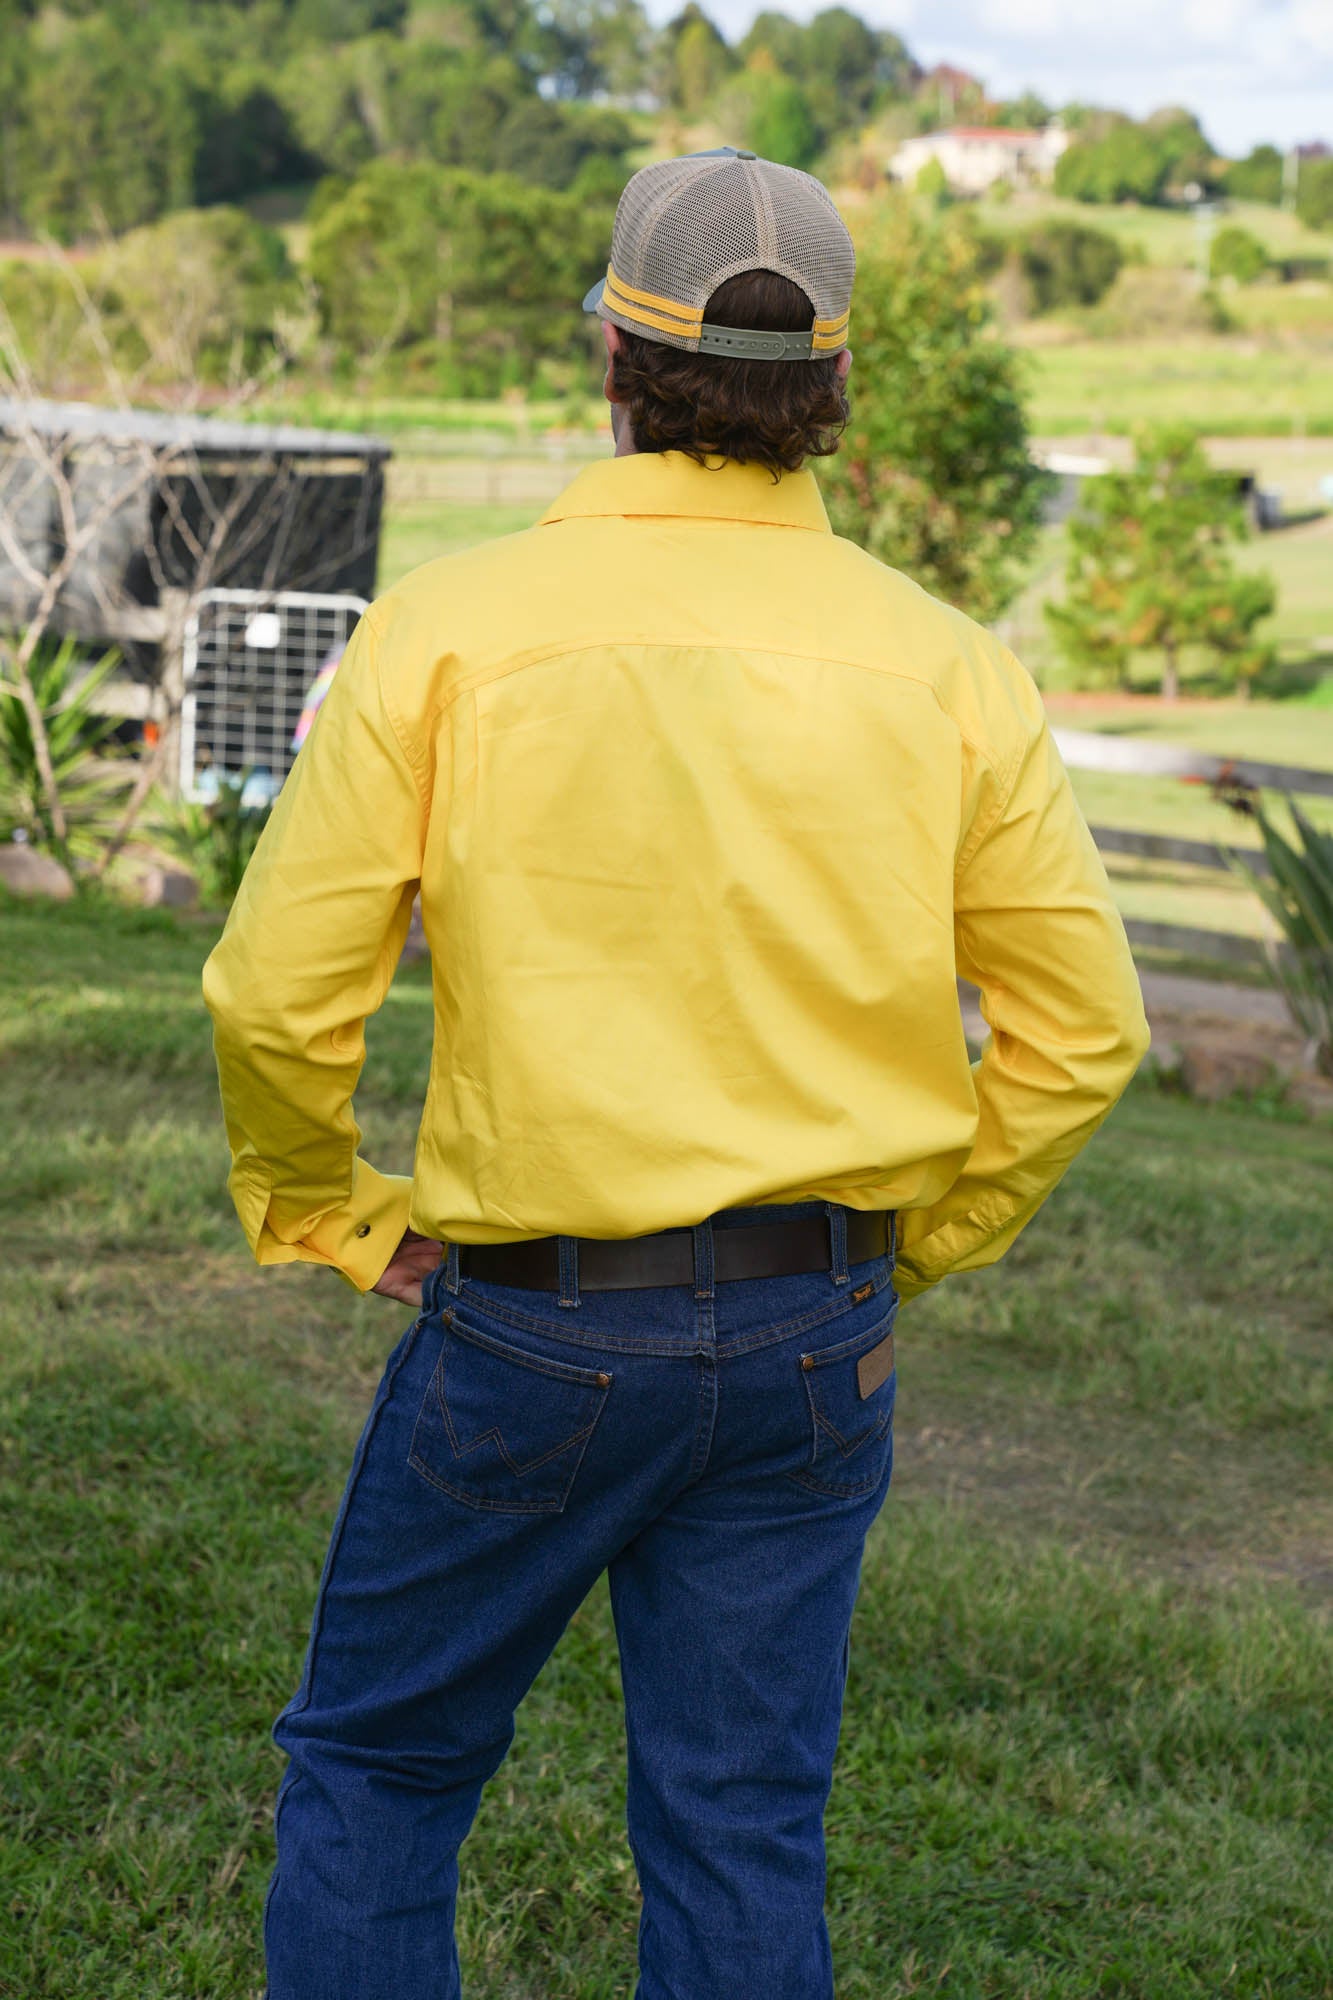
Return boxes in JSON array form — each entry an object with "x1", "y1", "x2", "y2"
[
  {"x1": 888, "y1": 1210, "x2": 898, "y2": 1273},
  {"x1": 692, "y1": 1219, "x2": 714, "y2": 1300},
  {"x1": 557, "y1": 1234, "x2": 581, "y2": 1309},
  {"x1": 445, "y1": 1240, "x2": 461, "y2": 1295},
  {"x1": 826, "y1": 1202, "x2": 850, "y2": 1285}
]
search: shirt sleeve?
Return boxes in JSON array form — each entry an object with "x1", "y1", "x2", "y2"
[
  {"x1": 200, "y1": 607, "x2": 429, "y2": 1293},
  {"x1": 893, "y1": 654, "x2": 1151, "y2": 1302}
]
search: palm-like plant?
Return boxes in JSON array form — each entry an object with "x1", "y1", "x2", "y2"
[
  {"x1": 1218, "y1": 781, "x2": 1333, "y2": 1077},
  {"x1": 0, "y1": 637, "x2": 131, "y2": 880},
  {"x1": 149, "y1": 767, "x2": 274, "y2": 906}
]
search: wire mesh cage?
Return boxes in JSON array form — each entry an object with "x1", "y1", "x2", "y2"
[{"x1": 180, "y1": 589, "x2": 368, "y2": 804}]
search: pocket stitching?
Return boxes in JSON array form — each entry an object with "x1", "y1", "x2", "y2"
[
  {"x1": 435, "y1": 1351, "x2": 605, "y2": 1478},
  {"x1": 407, "y1": 1327, "x2": 612, "y2": 1514}
]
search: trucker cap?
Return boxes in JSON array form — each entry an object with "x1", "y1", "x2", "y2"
[{"x1": 582, "y1": 147, "x2": 854, "y2": 362}]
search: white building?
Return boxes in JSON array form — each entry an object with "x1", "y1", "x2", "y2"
[{"x1": 890, "y1": 122, "x2": 1071, "y2": 194}]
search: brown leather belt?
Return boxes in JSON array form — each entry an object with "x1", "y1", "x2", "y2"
[{"x1": 454, "y1": 1207, "x2": 891, "y2": 1292}]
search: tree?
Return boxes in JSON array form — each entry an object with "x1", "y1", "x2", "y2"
[
  {"x1": 800, "y1": 7, "x2": 882, "y2": 126},
  {"x1": 536, "y1": 0, "x2": 655, "y2": 101},
  {"x1": 17, "y1": 14, "x2": 198, "y2": 239},
  {"x1": 1296, "y1": 157, "x2": 1333, "y2": 234},
  {"x1": 1222, "y1": 143, "x2": 1283, "y2": 205},
  {"x1": 1046, "y1": 425, "x2": 1276, "y2": 700},
  {"x1": 0, "y1": 0, "x2": 31, "y2": 234},
  {"x1": 1209, "y1": 225, "x2": 1268, "y2": 285},
  {"x1": 820, "y1": 208, "x2": 1047, "y2": 622},
  {"x1": 659, "y1": 4, "x2": 735, "y2": 115},
  {"x1": 1143, "y1": 105, "x2": 1218, "y2": 194},
  {"x1": 747, "y1": 75, "x2": 818, "y2": 171},
  {"x1": 307, "y1": 160, "x2": 615, "y2": 387},
  {"x1": 994, "y1": 91, "x2": 1052, "y2": 129},
  {"x1": 492, "y1": 100, "x2": 632, "y2": 188},
  {"x1": 1054, "y1": 123, "x2": 1169, "y2": 205},
  {"x1": 737, "y1": 10, "x2": 804, "y2": 76}
]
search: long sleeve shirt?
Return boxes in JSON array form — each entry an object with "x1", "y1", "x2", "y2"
[{"x1": 201, "y1": 449, "x2": 1151, "y2": 1301}]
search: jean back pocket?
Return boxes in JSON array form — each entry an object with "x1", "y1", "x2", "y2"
[
  {"x1": 409, "y1": 1311, "x2": 613, "y2": 1514},
  {"x1": 785, "y1": 1306, "x2": 897, "y2": 1499}
]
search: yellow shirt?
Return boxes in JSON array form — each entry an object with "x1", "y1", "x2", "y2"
[{"x1": 202, "y1": 450, "x2": 1150, "y2": 1302}]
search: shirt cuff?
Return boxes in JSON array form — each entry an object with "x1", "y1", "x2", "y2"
[{"x1": 297, "y1": 1159, "x2": 417, "y2": 1292}]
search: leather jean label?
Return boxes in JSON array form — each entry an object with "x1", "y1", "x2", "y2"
[{"x1": 856, "y1": 1329, "x2": 895, "y2": 1401}]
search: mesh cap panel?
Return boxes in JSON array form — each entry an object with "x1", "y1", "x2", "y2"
[{"x1": 584, "y1": 149, "x2": 854, "y2": 359}]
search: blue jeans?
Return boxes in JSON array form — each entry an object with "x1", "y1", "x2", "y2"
[{"x1": 264, "y1": 1200, "x2": 899, "y2": 2000}]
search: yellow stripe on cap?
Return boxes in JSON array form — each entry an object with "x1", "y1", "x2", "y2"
[
  {"x1": 603, "y1": 287, "x2": 704, "y2": 343},
  {"x1": 811, "y1": 313, "x2": 850, "y2": 351},
  {"x1": 604, "y1": 264, "x2": 704, "y2": 326}
]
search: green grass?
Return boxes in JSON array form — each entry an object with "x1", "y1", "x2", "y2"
[
  {"x1": 378, "y1": 497, "x2": 544, "y2": 587},
  {"x1": 1019, "y1": 340, "x2": 1333, "y2": 438},
  {"x1": 2, "y1": 895, "x2": 1331, "y2": 1998},
  {"x1": 966, "y1": 190, "x2": 1333, "y2": 269}
]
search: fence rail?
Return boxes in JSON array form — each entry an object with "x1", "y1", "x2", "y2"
[
  {"x1": 1087, "y1": 824, "x2": 1272, "y2": 878},
  {"x1": 1053, "y1": 727, "x2": 1333, "y2": 800},
  {"x1": 1057, "y1": 733, "x2": 1328, "y2": 973}
]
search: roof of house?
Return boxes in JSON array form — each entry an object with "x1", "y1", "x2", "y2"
[
  {"x1": 0, "y1": 398, "x2": 391, "y2": 460},
  {"x1": 947, "y1": 126, "x2": 1046, "y2": 143}
]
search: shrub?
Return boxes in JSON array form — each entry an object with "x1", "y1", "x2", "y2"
[
  {"x1": 149, "y1": 769, "x2": 274, "y2": 907},
  {"x1": 1218, "y1": 785, "x2": 1333, "y2": 1077},
  {"x1": 0, "y1": 638, "x2": 131, "y2": 877},
  {"x1": 101, "y1": 208, "x2": 303, "y2": 380},
  {"x1": 1210, "y1": 224, "x2": 1268, "y2": 285},
  {"x1": 1018, "y1": 221, "x2": 1123, "y2": 313}
]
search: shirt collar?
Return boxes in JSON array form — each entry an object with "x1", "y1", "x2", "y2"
[{"x1": 539, "y1": 451, "x2": 831, "y2": 534}]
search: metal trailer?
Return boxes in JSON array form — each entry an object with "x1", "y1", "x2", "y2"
[
  {"x1": 179, "y1": 588, "x2": 369, "y2": 804},
  {"x1": 0, "y1": 399, "x2": 389, "y2": 662}
]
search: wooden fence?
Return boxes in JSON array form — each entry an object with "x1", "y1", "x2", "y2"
[{"x1": 1053, "y1": 729, "x2": 1330, "y2": 971}]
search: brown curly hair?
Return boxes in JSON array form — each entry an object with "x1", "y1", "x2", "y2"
[{"x1": 608, "y1": 269, "x2": 849, "y2": 479}]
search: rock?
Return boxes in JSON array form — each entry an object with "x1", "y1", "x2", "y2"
[
  {"x1": 0, "y1": 842, "x2": 74, "y2": 900},
  {"x1": 1177, "y1": 1040, "x2": 1278, "y2": 1104},
  {"x1": 139, "y1": 864, "x2": 199, "y2": 909}
]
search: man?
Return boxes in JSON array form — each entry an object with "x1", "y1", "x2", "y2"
[{"x1": 203, "y1": 148, "x2": 1150, "y2": 2000}]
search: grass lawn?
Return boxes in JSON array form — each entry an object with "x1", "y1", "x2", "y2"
[
  {"x1": 379, "y1": 497, "x2": 545, "y2": 588},
  {"x1": 1017, "y1": 340, "x2": 1333, "y2": 439},
  {"x1": 964, "y1": 190, "x2": 1333, "y2": 270},
  {"x1": 2, "y1": 896, "x2": 1330, "y2": 1999}
]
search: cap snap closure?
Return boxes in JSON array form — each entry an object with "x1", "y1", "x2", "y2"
[{"x1": 735, "y1": 149, "x2": 757, "y2": 159}]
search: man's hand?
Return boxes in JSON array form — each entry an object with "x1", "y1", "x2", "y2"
[{"x1": 371, "y1": 1228, "x2": 445, "y2": 1308}]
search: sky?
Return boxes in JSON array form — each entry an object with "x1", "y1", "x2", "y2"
[{"x1": 652, "y1": 0, "x2": 1333, "y2": 157}]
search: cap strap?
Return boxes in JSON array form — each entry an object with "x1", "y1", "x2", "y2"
[{"x1": 696, "y1": 321, "x2": 849, "y2": 361}]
